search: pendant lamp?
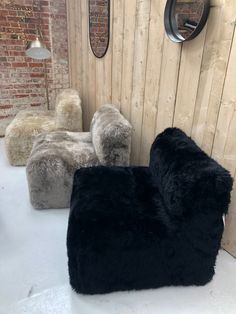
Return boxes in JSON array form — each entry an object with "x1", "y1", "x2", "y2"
[{"x1": 26, "y1": 36, "x2": 51, "y2": 60}]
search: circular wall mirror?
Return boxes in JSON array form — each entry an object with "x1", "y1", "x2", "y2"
[{"x1": 164, "y1": 0, "x2": 210, "y2": 43}]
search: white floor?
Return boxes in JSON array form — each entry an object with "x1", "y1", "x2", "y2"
[{"x1": 0, "y1": 138, "x2": 236, "y2": 314}]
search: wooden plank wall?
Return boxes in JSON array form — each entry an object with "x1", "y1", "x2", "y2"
[{"x1": 67, "y1": 0, "x2": 236, "y2": 256}]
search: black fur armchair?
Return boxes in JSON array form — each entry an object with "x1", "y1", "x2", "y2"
[{"x1": 67, "y1": 128, "x2": 233, "y2": 294}]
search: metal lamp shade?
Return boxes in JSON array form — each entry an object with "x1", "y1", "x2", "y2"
[{"x1": 26, "y1": 37, "x2": 51, "y2": 60}]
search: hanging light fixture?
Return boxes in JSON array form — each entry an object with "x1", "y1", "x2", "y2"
[
  {"x1": 25, "y1": 0, "x2": 51, "y2": 60},
  {"x1": 26, "y1": 34, "x2": 51, "y2": 60},
  {"x1": 25, "y1": 0, "x2": 51, "y2": 110}
]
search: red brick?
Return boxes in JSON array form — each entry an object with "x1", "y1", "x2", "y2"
[
  {"x1": 30, "y1": 73, "x2": 44, "y2": 78},
  {"x1": 13, "y1": 62, "x2": 28, "y2": 67},
  {"x1": 0, "y1": 105, "x2": 13, "y2": 109},
  {"x1": 29, "y1": 62, "x2": 44, "y2": 67}
]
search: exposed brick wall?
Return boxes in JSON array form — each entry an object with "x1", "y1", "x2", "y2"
[
  {"x1": 0, "y1": 0, "x2": 69, "y2": 136},
  {"x1": 89, "y1": 0, "x2": 109, "y2": 58},
  {"x1": 175, "y1": 0, "x2": 204, "y2": 39}
]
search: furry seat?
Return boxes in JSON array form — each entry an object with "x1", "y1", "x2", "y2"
[
  {"x1": 5, "y1": 89, "x2": 82, "y2": 166},
  {"x1": 27, "y1": 132, "x2": 98, "y2": 209},
  {"x1": 26, "y1": 105, "x2": 132, "y2": 209},
  {"x1": 67, "y1": 128, "x2": 233, "y2": 295},
  {"x1": 5, "y1": 110, "x2": 56, "y2": 166}
]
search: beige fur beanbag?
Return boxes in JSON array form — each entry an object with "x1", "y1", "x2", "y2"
[{"x1": 5, "y1": 89, "x2": 82, "y2": 166}]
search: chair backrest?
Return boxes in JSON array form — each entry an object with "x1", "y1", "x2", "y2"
[
  {"x1": 55, "y1": 89, "x2": 83, "y2": 132},
  {"x1": 90, "y1": 105, "x2": 132, "y2": 166},
  {"x1": 149, "y1": 128, "x2": 233, "y2": 217}
]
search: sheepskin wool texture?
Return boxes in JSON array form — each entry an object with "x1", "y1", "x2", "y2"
[
  {"x1": 26, "y1": 105, "x2": 132, "y2": 209},
  {"x1": 55, "y1": 89, "x2": 83, "y2": 132},
  {"x1": 5, "y1": 110, "x2": 56, "y2": 166},
  {"x1": 90, "y1": 105, "x2": 132, "y2": 166},
  {"x1": 67, "y1": 127, "x2": 233, "y2": 295},
  {"x1": 27, "y1": 131, "x2": 99, "y2": 209},
  {"x1": 5, "y1": 88, "x2": 82, "y2": 166}
]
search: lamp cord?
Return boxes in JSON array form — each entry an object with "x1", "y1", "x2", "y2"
[{"x1": 37, "y1": 0, "x2": 50, "y2": 110}]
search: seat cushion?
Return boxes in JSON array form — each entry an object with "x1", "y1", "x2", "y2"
[
  {"x1": 26, "y1": 131, "x2": 99, "y2": 209},
  {"x1": 67, "y1": 166, "x2": 222, "y2": 294},
  {"x1": 5, "y1": 110, "x2": 56, "y2": 166}
]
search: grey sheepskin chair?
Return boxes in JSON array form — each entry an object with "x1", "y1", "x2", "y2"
[
  {"x1": 5, "y1": 89, "x2": 82, "y2": 166},
  {"x1": 67, "y1": 128, "x2": 233, "y2": 295},
  {"x1": 26, "y1": 105, "x2": 132, "y2": 209}
]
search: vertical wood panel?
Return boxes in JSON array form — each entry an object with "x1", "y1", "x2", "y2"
[
  {"x1": 221, "y1": 112, "x2": 236, "y2": 175},
  {"x1": 120, "y1": 0, "x2": 137, "y2": 120},
  {"x1": 222, "y1": 178, "x2": 236, "y2": 256},
  {"x1": 130, "y1": 0, "x2": 151, "y2": 165},
  {"x1": 139, "y1": 0, "x2": 166, "y2": 165},
  {"x1": 81, "y1": 0, "x2": 90, "y2": 130},
  {"x1": 87, "y1": 38, "x2": 96, "y2": 128},
  {"x1": 95, "y1": 0, "x2": 113, "y2": 109},
  {"x1": 173, "y1": 28, "x2": 207, "y2": 134},
  {"x1": 66, "y1": 0, "x2": 83, "y2": 92},
  {"x1": 74, "y1": 0, "x2": 83, "y2": 94},
  {"x1": 102, "y1": 0, "x2": 113, "y2": 105},
  {"x1": 191, "y1": 6, "x2": 222, "y2": 146},
  {"x1": 102, "y1": 56, "x2": 112, "y2": 104},
  {"x1": 155, "y1": 37, "x2": 182, "y2": 135},
  {"x1": 197, "y1": 0, "x2": 236, "y2": 154},
  {"x1": 111, "y1": 0, "x2": 124, "y2": 109},
  {"x1": 212, "y1": 27, "x2": 236, "y2": 173},
  {"x1": 66, "y1": 0, "x2": 73, "y2": 86},
  {"x1": 95, "y1": 59, "x2": 104, "y2": 109}
]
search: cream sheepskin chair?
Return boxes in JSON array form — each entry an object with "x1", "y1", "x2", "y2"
[
  {"x1": 5, "y1": 89, "x2": 82, "y2": 166},
  {"x1": 26, "y1": 105, "x2": 132, "y2": 209}
]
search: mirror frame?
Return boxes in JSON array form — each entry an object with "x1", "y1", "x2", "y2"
[
  {"x1": 88, "y1": 0, "x2": 110, "y2": 58},
  {"x1": 164, "y1": 0, "x2": 210, "y2": 43}
]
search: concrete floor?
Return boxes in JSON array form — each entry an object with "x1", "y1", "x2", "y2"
[{"x1": 0, "y1": 138, "x2": 236, "y2": 314}]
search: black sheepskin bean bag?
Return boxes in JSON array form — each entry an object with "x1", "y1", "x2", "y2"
[{"x1": 67, "y1": 128, "x2": 233, "y2": 294}]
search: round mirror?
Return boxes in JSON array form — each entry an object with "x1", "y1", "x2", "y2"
[{"x1": 164, "y1": 0, "x2": 210, "y2": 43}]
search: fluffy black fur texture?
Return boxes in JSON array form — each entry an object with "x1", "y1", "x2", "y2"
[{"x1": 67, "y1": 127, "x2": 233, "y2": 294}]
